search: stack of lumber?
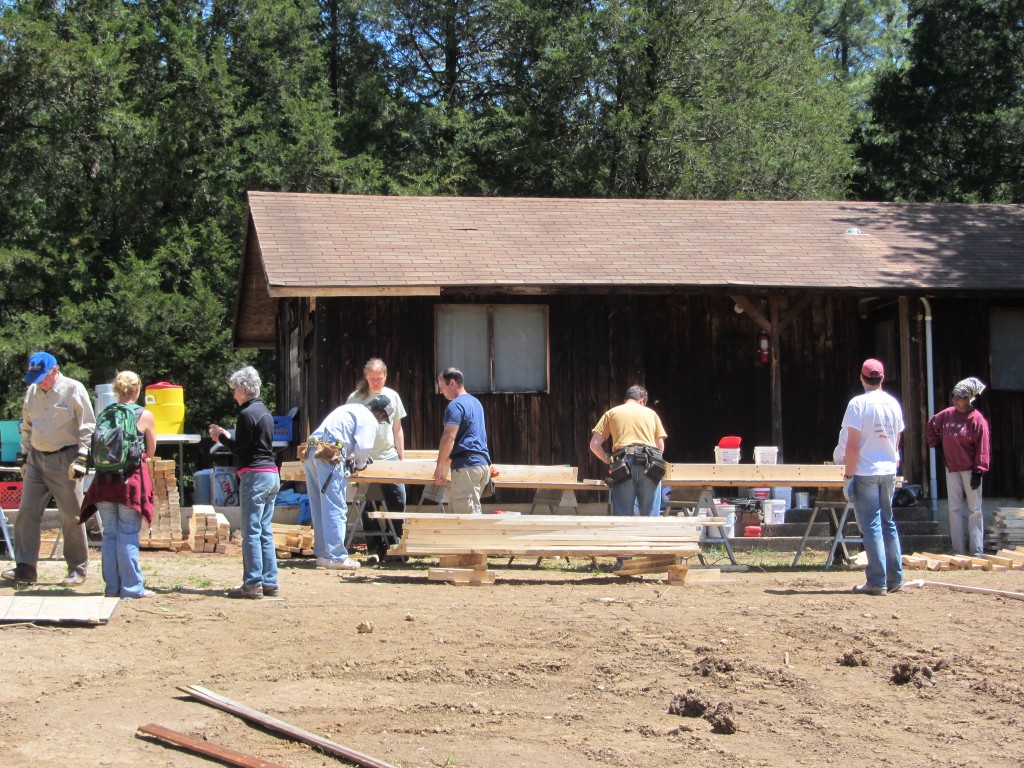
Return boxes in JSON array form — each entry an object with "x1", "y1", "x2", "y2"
[
  {"x1": 188, "y1": 505, "x2": 230, "y2": 553},
  {"x1": 272, "y1": 523, "x2": 314, "y2": 559},
  {"x1": 141, "y1": 459, "x2": 184, "y2": 550},
  {"x1": 373, "y1": 512, "x2": 716, "y2": 558},
  {"x1": 986, "y1": 507, "x2": 1024, "y2": 551},
  {"x1": 903, "y1": 550, "x2": 1024, "y2": 571}
]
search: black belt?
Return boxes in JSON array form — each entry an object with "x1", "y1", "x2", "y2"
[
  {"x1": 35, "y1": 445, "x2": 76, "y2": 455},
  {"x1": 617, "y1": 445, "x2": 654, "y2": 456}
]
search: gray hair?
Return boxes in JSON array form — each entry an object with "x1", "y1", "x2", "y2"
[
  {"x1": 625, "y1": 385, "x2": 648, "y2": 402},
  {"x1": 228, "y1": 366, "x2": 261, "y2": 398}
]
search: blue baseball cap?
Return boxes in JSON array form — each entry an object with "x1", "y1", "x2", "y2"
[{"x1": 25, "y1": 351, "x2": 58, "y2": 384}]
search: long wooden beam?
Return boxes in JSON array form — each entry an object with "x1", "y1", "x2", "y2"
[
  {"x1": 664, "y1": 463, "x2": 844, "y2": 487},
  {"x1": 136, "y1": 723, "x2": 287, "y2": 768},
  {"x1": 179, "y1": 685, "x2": 399, "y2": 768}
]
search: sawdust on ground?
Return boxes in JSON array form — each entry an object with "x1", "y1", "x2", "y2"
[{"x1": 2, "y1": 546, "x2": 1023, "y2": 768}]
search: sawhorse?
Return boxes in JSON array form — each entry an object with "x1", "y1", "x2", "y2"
[
  {"x1": 345, "y1": 483, "x2": 401, "y2": 556},
  {"x1": 791, "y1": 488, "x2": 862, "y2": 568},
  {"x1": 673, "y1": 487, "x2": 737, "y2": 566}
]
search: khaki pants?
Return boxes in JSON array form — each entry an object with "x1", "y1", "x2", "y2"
[
  {"x1": 14, "y1": 446, "x2": 89, "y2": 576},
  {"x1": 450, "y1": 465, "x2": 490, "y2": 515}
]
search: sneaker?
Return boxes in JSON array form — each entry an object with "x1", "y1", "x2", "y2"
[
  {"x1": 2, "y1": 564, "x2": 38, "y2": 584},
  {"x1": 61, "y1": 572, "x2": 87, "y2": 587},
  {"x1": 227, "y1": 584, "x2": 263, "y2": 599},
  {"x1": 121, "y1": 589, "x2": 155, "y2": 600},
  {"x1": 262, "y1": 585, "x2": 280, "y2": 597},
  {"x1": 315, "y1": 557, "x2": 331, "y2": 569},
  {"x1": 852, "y1": 583, "x2": 887, "y2": 596},
  {"x1": 887, "y1": 582, "x2": 904, "y2": 593},
  {"x1": 325, "y1": 557, "x2": 361, "y2": 571}
]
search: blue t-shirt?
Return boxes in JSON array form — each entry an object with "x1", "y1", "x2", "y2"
[{"x1": 444, "y1": 393, "x2": 491, "y2": 469}]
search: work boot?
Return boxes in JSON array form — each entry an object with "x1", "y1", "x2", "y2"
[
  {"x1": 2, "y1": 563, "x2": 38, "y2": 584},
  {"x1": 227, "y1": 584, "x2": 263, "y2": 599},
  {"x1": 851, "y1": 583, "x2": 887, "y2": 596},
  {"x1": 262, "y1": 585, "x2": 280, "y2": 597},
  {"x1": 61, "y1": 572, "x2": 87, "y2": 587}
]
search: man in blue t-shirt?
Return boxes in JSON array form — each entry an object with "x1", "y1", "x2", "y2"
[{"x1": 434, "y1": 368, "x2": 491, "y2": 514}]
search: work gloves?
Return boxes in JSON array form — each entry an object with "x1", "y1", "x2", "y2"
[
  {"x1": 970, "y1": 470, "x2": 982, "y2": 490},
  {"x1": 843, "y1": 476, "x2": 855, "y2": 502},
  {"x1": 69, "y1": 451, "x2": 88, "y2": 480},
  {"x1": 15, "y1": 452, "x2": 26, "y2": 478}
]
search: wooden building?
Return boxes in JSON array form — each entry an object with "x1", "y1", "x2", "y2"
[{"x1": 234, "y1": 193, "x2": 1024, "y2": 499}]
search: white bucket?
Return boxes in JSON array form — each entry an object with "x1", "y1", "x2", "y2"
[
  {"x1": 771, "y1": 486, "x2": 792, "y2": 510},
  {"x1": 763, "y1": 499, "x2": 786, "y2": 525},
  {"x1": 714, "y1": 447, "x2": 741, "y2": 464},
  {"x1": 748, "y1": 487, "x2": 770, "y2": 501},
  {"x1": 794, "y1": 491, "x2": 811, "y2": 509},
  {"x1": 753, "y1": 446, "x2": 778, "y2": 464},
  {"x1": 714, "y1": 504, "x2": 737, "y2": 538}
]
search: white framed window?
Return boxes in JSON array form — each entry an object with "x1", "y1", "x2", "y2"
[
  {"x1": 436, "y1": 305, "x2": 549, "y2": 393},
  {"x1": 991, "y1": 308, "x2": 1024, "y2": 390}
]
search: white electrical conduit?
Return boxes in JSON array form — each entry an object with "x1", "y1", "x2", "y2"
[{"x1": 920, "y1": 297, "x2": 938, "y2": 518}]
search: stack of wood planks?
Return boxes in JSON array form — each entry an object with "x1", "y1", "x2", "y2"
[
  {"x1": 188, "y1": 505, "x2": 230, "y2": 553},
  {"x1": 141, "y1": 459, "x2": 184, "y2": 550},
  {"x1": 902, "y1": 549, "x2": 1024, "y2": 571},
  {"x1": 986, "y1": 508, "x2": 1024, "y2": 551},
  {"x1": 380, "y1": 512, "x2": 713, "y2": 558},
  {"x1": 272, "y1": 523, "x2": 314, "y2": 559}
]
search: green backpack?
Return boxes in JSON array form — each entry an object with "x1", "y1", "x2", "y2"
[{"x1": 92, "y1": 403, "x2": 145, "y2": 473}]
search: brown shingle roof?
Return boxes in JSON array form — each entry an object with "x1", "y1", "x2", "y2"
[{"x1": 245, "y1": 192, "x2": 1024, "y2": 297}]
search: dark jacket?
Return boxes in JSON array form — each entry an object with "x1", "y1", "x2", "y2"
[{"x1": 219, "y1": 397, "x2": 277, "y2": 471}]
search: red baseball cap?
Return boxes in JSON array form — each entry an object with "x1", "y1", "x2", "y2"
[{"x1": 861, "y1": 358, "x2": 884, "y2": 379}]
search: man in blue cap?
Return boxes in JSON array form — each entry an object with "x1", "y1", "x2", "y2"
[{"x1": 2, "y1": 352, "x2": 95, "y2": 585}]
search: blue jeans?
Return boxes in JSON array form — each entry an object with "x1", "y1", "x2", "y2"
[
  {"x1": 240, "y1": 470, "x2": 280, "y2": 588},
  {"x1": 304, "y1": 455, "x2": 350, "y2": 560},
  {"x1": 97, "y1": 502, "x2": 145, "y2": 598},
  {"x1": 610, "y1": 456, "x2": 663, "y2": 517},
  {"x1": 851, "y1": 474, "x2": 902, "y2": 589}
]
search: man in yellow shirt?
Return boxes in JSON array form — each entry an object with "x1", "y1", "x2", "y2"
[{"x1": 589, "y1": 386, "x2": 668, "y2": 516}]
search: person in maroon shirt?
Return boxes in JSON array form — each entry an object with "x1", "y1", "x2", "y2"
[{"x1": 927, "y1": 377, "x2": 991, "y2": 558}]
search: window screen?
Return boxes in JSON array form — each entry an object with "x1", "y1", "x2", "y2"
[{"x1": 436, "y1": 305, "x2": 549, "y2": 393}]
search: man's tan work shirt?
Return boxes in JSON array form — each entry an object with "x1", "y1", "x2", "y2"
[
  {"x1": 21, "y1": 374, "x2": 95, "y2": 454},
  {"x1": 592, "y1": 400, "x2": 667, "y2": 452}
]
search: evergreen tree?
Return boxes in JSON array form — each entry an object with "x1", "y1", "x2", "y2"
[{"x1": 855, "y1": 0, "x2": 1024, "y2": 202}]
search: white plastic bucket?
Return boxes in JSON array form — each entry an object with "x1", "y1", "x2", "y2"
[
  {"x1": 714, "y1": 503, "x2": 736, "y2": 538},
  {"x1": 714, "y1": 446, "x2": 741, "y2": 464},
  {"x1": 749, "y1": 487, "x2": 770, "y2": 501},
  {"x1": 753, "y1": 446, "x2": 778, "y2": 464},
  {"x1": 763, "y1": 499, "x2": 786, "y2": 524}
]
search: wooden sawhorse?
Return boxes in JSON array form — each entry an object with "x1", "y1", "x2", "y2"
[
  {"x1": 673, "y1": 487, "x2": 737, "y2": 566},
  {"x1": 791, "y1": 488, "x2": 862, "y2": 568}
]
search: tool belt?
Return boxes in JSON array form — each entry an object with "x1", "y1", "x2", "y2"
[
  {"x1": 607, "y1": 445, "x2": 667, "y2": 484},
  {"x1": 297, "y1": 437, "x2": 343, "y2": 464}
]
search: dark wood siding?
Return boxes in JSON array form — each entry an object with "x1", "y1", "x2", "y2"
[{"x1": 275, "y1": 293, "x2": 1024, "y2": 499}]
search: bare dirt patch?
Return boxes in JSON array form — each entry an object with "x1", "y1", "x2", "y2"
[{"x1": 2, "y1": 549, "x2": 1024, "y2": 767}]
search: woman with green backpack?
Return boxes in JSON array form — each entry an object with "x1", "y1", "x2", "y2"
[{"x1": 80, "y1": 371, "x2": 156, "y2": 599}]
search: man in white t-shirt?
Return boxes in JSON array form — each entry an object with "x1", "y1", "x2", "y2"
[{"x1": 842, "y1": 358, "x2": 905, "y2": 596}]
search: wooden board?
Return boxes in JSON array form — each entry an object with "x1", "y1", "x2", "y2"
[
  {"x1": 0, "y1": 595, "x2": 120, "y2": 624},
  {"x1": 664, "y1": 463, "x2": 845, "y2": 487}
]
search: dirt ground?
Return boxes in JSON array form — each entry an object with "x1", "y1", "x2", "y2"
[{"x1": 2, "y1": 545, "x2": 1024, "y2": 768}]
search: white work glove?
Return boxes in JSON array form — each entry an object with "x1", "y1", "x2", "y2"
[
  {"x1": 843, "y1": 477, "x2": 855, "y2": 502},
  {"x1": 16, "y1": 452, "x2": 27, "y2": 478}
]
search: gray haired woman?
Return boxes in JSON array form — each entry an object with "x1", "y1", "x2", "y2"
[{"x1": 209, "y1": 366, "x2": 280, "y2": 598}]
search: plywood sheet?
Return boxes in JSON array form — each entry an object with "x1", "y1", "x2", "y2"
[{"x1": 0, "y1": 594, "x2": 120, "y2": 624}]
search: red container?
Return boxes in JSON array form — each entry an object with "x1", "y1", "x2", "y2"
[
  {"x1": 718, "y1": 436, "x2": 742, "y2": 449},
  {"x1": 0, "y1": 481, "x2": 23, "y2": 510},
  {"x1": 744, "y1": 525, "x2": 762, "y2": 537}
]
